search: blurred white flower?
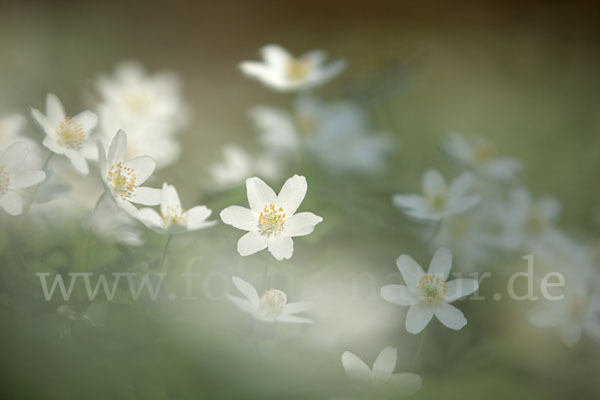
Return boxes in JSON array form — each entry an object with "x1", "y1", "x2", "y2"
[
  {"x1": 220, "y1": 175, "x2": 322, "y2": 260},
  {"x1": 393, "y1": 169, "x2": 480, "y2": 221},
  {"x1": 381, "y1": 247, "x2": 479, "y2": 334},
  {"x1": 96, "y1": 61, "x2": 187, "y2": 169},
  {"x1": 135, "y1": 182, "x2": 216, "y2": 235},
  {"x1": 240, "y1": 44, "x2": 346, "y2": 92},
  {"x1": 443, "y1": 132, "x2": 520, "y2": 181},
  {"x1": 210, "y1": 145, "x2": 280, "y2": 189},
  {"x1": 0, "y1": 113, "x2": 28, "y2": 149},
  {"x1": 341, "y1": 347, "x2": 422, "y2": 394},
  {"x1": 251, "y1": 96, "x2": 390, "y2": 173},
  {"x1": 0, "y1": 141, "x2": 46, "y2": 215},
  {"x1": 97, "y1": 129, "x2": 161, "y2": 214},
  {"x1": 227, "y1": 276, "x2": 314, "y2": 323},
  {"x1": 86, "y1": 192, "x2": 143, "y2": 246},
  {"x1": 31, "y1": 94, "x2": 98, "y2": 175}
]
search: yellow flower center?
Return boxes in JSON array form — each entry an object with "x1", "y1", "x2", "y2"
[
  {"x1": 0, "y1": 165, "x2": 9, "y2": 195},
  {"x1": 57, "y1": 118, "x2": 85, "y2": 150},
  {"x1": 417, "y1": 274, "x2": 447, "y2": 305},
  {"x1": 162, "y1": 205, "x2": 187, "y2": 228},
  {"x1": 125, "y1": 91, "x2": 152, "y2": 115},
  {"x1": 258, "y1": 204, "x2": 286, "y2": 236},
  {"x1": 259, "y1": 289, "x2": 287, "y2": 319},
  {"x1": 472, "y1": 141, "x2": 495, "y2": 164},
  {"x1": 286, "y1": 58, "x2": 311, "y2": 81},
  {"x1": 106, "y1": 162, "x2": 137, "y2": 198},
  {"x1": 525, "y1": 209, "x2": 547, "y2": 234},
  {"x1": 425, "y1": 192, "x2": 447, "y2": 212}
]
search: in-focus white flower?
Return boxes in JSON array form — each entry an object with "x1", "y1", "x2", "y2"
[
  {"x1": 86, "y1": 192, "x2": 143, "y2": 246},
  {"x1": 240, "y1": 45, "x2": 346, "y2": 92},
  {"x1": 227, "y1": 276, "x2": 314, "y2": 323},
  {"x1": 135, "y1": 182, "x2": 216, "y2": 234},
  {"x1": 393, "y1": 169, "x2": 480, "y2": 221},
  {"x1": 443, "y1": 132, "x2": 520, "y2": 181},
  {"x1": 31, "y1": 94, "x2": 98, "y2": 175},
  {"x1": 381, "y1": 247, "x2": 479, "y2": 334},
  {"x1": 341, "y1": 347, "x2": 422, "y2": 395},
  {"x1": 0, "y1": 141, "x2": 46, "y2": 215},
  {"x1": 220, "y1": 175, "x2": 322, "y2": 260},
  {"x1": 97, "y1": 129, "x2": 161, "y2": 214},
  {"x1": 209, "y1": 145, "x2": 281, "y2": 189}
]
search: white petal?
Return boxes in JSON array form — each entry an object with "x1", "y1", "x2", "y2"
[
  {"x1": 220, "y1": 206, "x2": 257, "y2": 231},
  {"x1": 97, "y1": 140, "x2": 107, "y2": 177},
  {"x1": 277, "y1": 315, "x2": 314, "y2": 323},
  {"x1": 124, "y1": 156, "x2": 156, "y2": 185},
  {"x1": 528, "y1": 307, "x2": 561, "y2": 328},
  {"x1": 43, "y1": 136, "x2": 65, "y2": 155},
  {"x1": 231, "y1": 276, "x2": 259, "y2": 306},
  {"x1": 341, "y1": 351, "x2": 371, "y2": 383},
  {"x1": 135, "y1": 207, "x2": 163, "y2": 229},
  {"x1": 448, "y1": 172, "x2": 474, "y2": 199},
  {"x1": 560, "y1": 323, "x2": 581, "y2": 347},
  {"x1": 10, "y1": 170, "x2": 46, "y2": 189},
  {"x1": 237, "y1": 231, "x2": 268, "y2": 256},
  {"x1": 261, "y1": 44, "x2": 292, "y2": 68},
  {"x1": 0, "y1": 190, "x2": 23, "y2": 215},
  {"x1": 227, "y1": 294, "x2": 259, "y2": 317},
  {"x1": 283, "y1": 212, "x2": 322, "y2": 237},
  {"x1": 268, "y1": 235, "x2": 294, "y2": 260},
  {"x1": 246, "y1": 176, "x2": 277, "y2": 211},
  {"x1": 433, "y1": 302, "x2": 467, "y2": 330},
  {"x1": 276, "y1": 174, "x2": 307, "y2": 216},
  {"x1": 160, "y1": 183, "x2": 181, "y2": 214},
  {"x1": 405, "y1": 303, "x2": 433, "y2": 334},
  {"x1": 423, "y1": 169, "x2": 446, "y2": 196},
  {"x1": 128, "y1": 187, "x2": 161, "y2": 206},
  {"x1": 444, "y1": 279, "x2": 479, "y2": 302},
  {"x1": 31, "y1": 108, "x2": 54, "y2": 137},
  {"x1": 0, "y1": 141, "x2": 28, "y2": 172},
  {"x1": 388, "y1": 373, "x2": 423, "y2": 395},
  {"x1": 372, "y1": 346, "x2": 396, "y2": 382},
  {"x1": 46, "y1": 93, "x2": 66, "y2": 126},
  {"x1": 392, "y1": 194, "x2": 428, "y2": 212},
  {"x1": 283, "y1": 301, "x2": 315, "y2": 315},
  {"x1": 64, "y1": 150, "x2": 89, "y2": 175},
  {"x1": 428, "y1": 247, "x2": 452, "y2": 280},
  {"x1": 186, "y1": 206, "x2": 216, "y2": 230},
  {"x1": 380, "y1": 285, "x2": 417, "y2": 306},
  {"x1": 72, "y1": 110, "x2": 98, "y2": 133},
  {"x1": 396, "y1": 255, "x2": 425, "y2": 291},
  {"x1": 107, "y1": 129, "x2": 127, "y2": 166}
]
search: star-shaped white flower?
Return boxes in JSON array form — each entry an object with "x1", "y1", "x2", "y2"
[
  {"x1": 393, "y1": 169, "x2": 480, "y2": 221},
  {"x1": 220, "y1": 175, "x2": 322, "y2": 260},
  {"x1": 135, "y1": 182, "x2": 216, "y2": 234},
  {"x1": 31, "y1": 94, "x2": 98, "y2": 175},
  {"x1": 0, "y1": 141, "x2": 46, "y2": 215},
  {"x1": 341, "y1": 347, "x2": 422, "y2": 395},
  {"x1": 97, "y1": 129, "x2": 161, "y2": 214},
  {"x1": 240, "y1": 44, "x2": 346, "y2": 92},
  {"x1": 227, "y1": 276, "x2": 315, "y2": 323},
  {"x1": 381, "y1": 247, "x2": 479, "y2": 334}
]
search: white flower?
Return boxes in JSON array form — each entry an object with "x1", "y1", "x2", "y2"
[
  {"x1": 341, "y1": 347, "x2": 422, "y2": 395},
  {"x1": 31, "y1": 94, "x2": 98, "y2": 175},
  {"x1": 443, "y1": 132, "x2": 520, "y2": 181},
  {"x1": 381, "y1": 247, "x2": 479, "y2": 334},
  {"x1": 0, "y1": 113, "x2": 28, "y2": 149},
  {"x1": 209, "y1": 145, "x2": 280, "y2": 189},
  {"x1": 0, "y1": 141, "x2": 46, "y2": 215},
  {"x1": 393, "y1": 169, "x2": 480, "y2": 221},
  {"x1": 227, "y1": 276, "x2": 314, "y2": 323},
  {"x1": 220, "y1": 175, "x2": 322, "y2": 260},
  {"x1": 86, "y1": 192, "x2": 143, "y2": 246},
  {"x1": 135, "y1": 183, "x2": 216, "y2": 235},
  {"x1": 240, "y1": 44, "x2": 346, "y2": 92},
  {"x1": 97, "y1": 129, "x2": 161, "y2": 214}
]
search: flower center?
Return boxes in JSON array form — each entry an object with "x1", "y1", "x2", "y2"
[
  {"x1": 106, "y1": 162, "x2": 137, "y2": 198},
  {"x1": 425, "y1": 193, "x2": 447, "y2": 212},
  {"x1": 0, "y1": 165, "x2": 10, "y2": 195},
  {"x1": 57, "y1": 118, "x2": 85, "y2": 150},
  {"x1": 258, "y1": 204, "x2": 286, "y2": 236},
  {"x1": 259, "y1": 289, "x2": 287, "y2": 319},
  {"x1": 162, "y1": 206, "x2": 187, "y2": 228},
  {"x1": 472, "y1": 141, "x2": 495, "y2": 164},
  {"x1": 525, "y1": 209, "x2": 547, "y2": 234},
  {"x1": 570, "y1": 296, "x2": 590, "y2": 320},
  {"x1": 286, "y1": 58, "x2": 311, "y2": 81},
  {"x1": 417, "y1": 274, "x2": 447, "y2": 305},
  {"x1": 126, "y1": 91, "x2": 152, "y2": 115}
]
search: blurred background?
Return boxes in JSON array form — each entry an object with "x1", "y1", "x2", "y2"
[{"x1": 1, "y1": 1, "x2": 600, "y2": 399}]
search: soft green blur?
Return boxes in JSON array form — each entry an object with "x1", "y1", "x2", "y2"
[{"x1": 1, "y1": 1, "x2": 600, "y2": 399}]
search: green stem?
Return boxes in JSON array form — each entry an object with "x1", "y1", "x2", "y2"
[
  {"x1": 409, "y1": 329, "x2": 426, "y2": 372},
  {"x1": 158, "y1": 235, "x2": 173, "y2": 274},
  {"x1": 23, "y1": 152, "x2": 53, "y2": 214},
  {"x1": 426, "y1": 220, "x2": 443, "y2": 243}
]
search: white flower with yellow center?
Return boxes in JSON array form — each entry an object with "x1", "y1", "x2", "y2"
[
  {"x1": 135, "y1": 182, "x2": 216, "y2": 234},
  {"x1": 381, "y1": 247, "x2": 479, "y2": 334},
  {"x1": 393, "y1": 169, "x2": 480, "y2": 221},
  {"x1": 220, "y1": 175, "x2": 322, "y2": 260},
  {"x1": 227, "y1": 276, "x2": 315, "y2": 323},
  {"x1": 341, "y1": 347, "x2": 422, "y2": 395},
  {"x1": 0, "y1": 141, "x2": 46, "y2": 215},
  {"x1": 31, "y1": 94, "x2": 98, "y2": 175},
  {"x1": 443, "y1": 132, "x2": 520, "y2": 181},
  {"x1": 97, "y1": 130, "x2": 161, "y2": 214},
  {"x1": 240, "y1": 45, "x2": 346, "y2": 92}
]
